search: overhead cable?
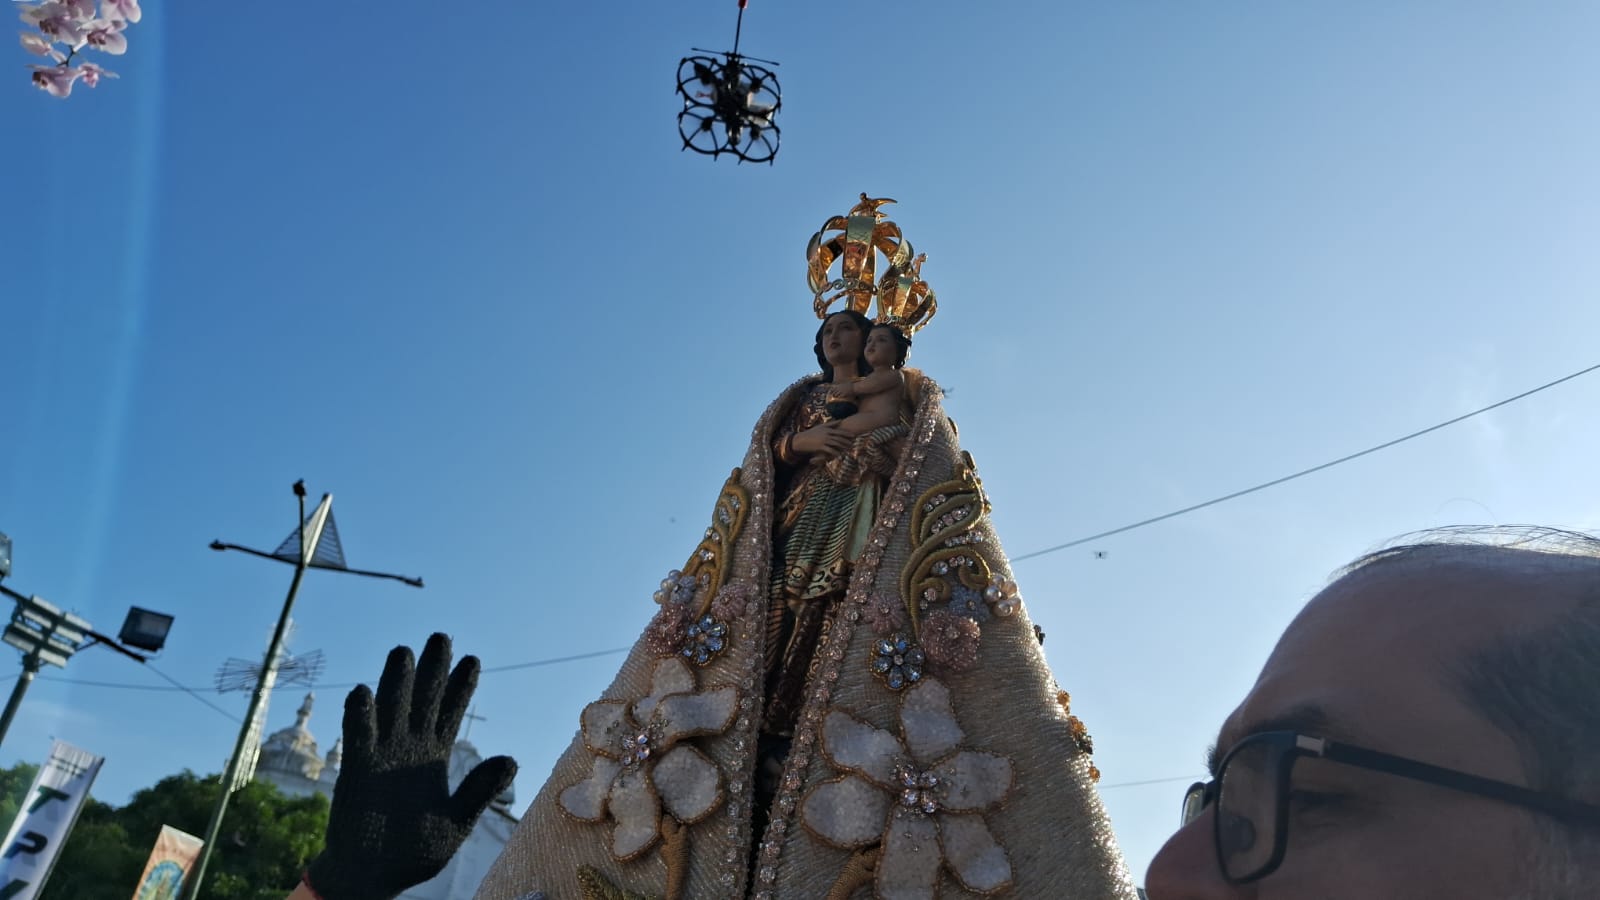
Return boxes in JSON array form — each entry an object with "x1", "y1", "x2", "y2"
[{"x1": 1011, "y1": 361, "x2": 1600, "y2": 562}]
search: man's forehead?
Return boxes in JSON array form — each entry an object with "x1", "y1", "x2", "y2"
[
  {"x1": 1285, "y1": 545, "x2": 1589, "y2": 650},
  {"x1": 1212, "y1": 548, "x2": 1587, "y2": 769}
]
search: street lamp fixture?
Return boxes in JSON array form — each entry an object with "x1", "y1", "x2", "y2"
[
  {"x1": 2, "y1": 594, "x2": 89, "y2": 670},
  {"x1": 118, "y1": 606, "x2": 175, "y2": 654},
  {"x1": 0, "y1": 537, "x2": 177, "y2": 749}
]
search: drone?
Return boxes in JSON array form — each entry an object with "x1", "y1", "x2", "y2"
[{"x1": 676, "y1": 0, "x2": 781, "y2": 164}]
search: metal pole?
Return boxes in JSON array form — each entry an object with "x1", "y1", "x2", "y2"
[
  {"x1": 181, "y1": 491, "x2": 307, "y2": 900},
  {"x1": 0, "y1": 651, "x2": 42, "y2": 750}
]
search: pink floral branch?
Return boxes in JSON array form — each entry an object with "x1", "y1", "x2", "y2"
[{"x1": 16, "y1": 0, "x2": 137, "y2": 98}]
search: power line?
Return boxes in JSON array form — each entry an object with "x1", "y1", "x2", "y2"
[
  {"x1": 36, "y1": 646, "x2": 635, "y2": 694},
  {"x1": 37, "y1": 675, "x2": 193, "y2": 692},
  {"x1": 143, "y1": 664, "x2": 240, "y2": 724},
  {"x1": 481, "y1": 646, "x2": 631, "y2": 674},
  {"x1": 32, "y1": 667, "x2": 239, "y2": 722},
  {"x1": 309, "y1": 645, "x2": 636, "y2": 689},
  {"x1": 1097, "y1": 774, "x2": 1202, "y2": 791},
  {"x1": 248, "y1": 645, "x2": 637, "y2": 691},
  {"x1": 1011, "y1": 361, "x2": 1600, "y2": 562}
]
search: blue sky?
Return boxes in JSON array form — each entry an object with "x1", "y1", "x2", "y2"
[{"x1": 3, "y1": 0, "x2": 1598, "y2": 885}]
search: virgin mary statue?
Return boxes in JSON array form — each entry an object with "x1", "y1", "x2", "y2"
[{"x1": 474, "y1": 196, "x2": 1138, "y2": 900}]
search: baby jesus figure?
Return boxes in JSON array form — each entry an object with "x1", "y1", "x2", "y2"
[{"x1": 825, "y1": 322, "x2": 914, "y2": 435}]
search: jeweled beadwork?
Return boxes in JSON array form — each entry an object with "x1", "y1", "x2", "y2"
[
  {"x1": 870, "y1": 632, "x2": 925, "y2": 690},
  {"x1": 681, "y1": 614, "x2": 729, "y2": 666},
  {"x1": 894, "y1": 760, "x2": 943, "y2": 815}
]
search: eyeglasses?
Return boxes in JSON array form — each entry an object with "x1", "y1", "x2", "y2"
[{"x1": 1181, "y1": 731, "x2": 1600, "y2": 884}]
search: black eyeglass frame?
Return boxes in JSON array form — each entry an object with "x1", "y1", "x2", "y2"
[{"x1": 1182, "y1": 731, "x2": 1600, "y2": 884}]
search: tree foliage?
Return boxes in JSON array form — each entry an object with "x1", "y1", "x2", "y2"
[
  {"x1": 0, "y1": 761, "x2": 40, "y2": 831},
  {"x1": 1, "y1": 762, "x2": 328, "y2": 900}
]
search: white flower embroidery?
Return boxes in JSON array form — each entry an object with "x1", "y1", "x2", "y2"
[
  {"x1": 558, "y1": 657, "x2": 738, "y2": 861},
  {"x1": 801, "y1": 679, "x2": 1014, "y2": 898}
]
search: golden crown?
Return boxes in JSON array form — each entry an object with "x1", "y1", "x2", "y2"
[{"x1": 806, "y1": 193, "x2": 938, "y2": 335}]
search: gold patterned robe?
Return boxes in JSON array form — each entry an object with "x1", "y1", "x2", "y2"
[
  {"x1": 764, "y1": 379, "x2": 910, "y2": 737},
  {"x1": 473, "y1": 374, "x2": 1138, "y2": 900}
]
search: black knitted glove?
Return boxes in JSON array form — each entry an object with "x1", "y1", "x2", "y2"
[{"x1": 304, "y1": 633, "x2": 518, "y2": 900}]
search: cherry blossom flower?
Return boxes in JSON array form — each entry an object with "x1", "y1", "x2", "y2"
[
  {"x1": 19, "y1": 30, "x2": 60, "y2": 57},
  {"x1": 80, "y1": 18, "x2": 125, "y2": 54},
  {"x1": 59, "y1": 0, "x2": 97, "y2": 21},
  {"x1": 800, "y1": 679, "x2": 1015, "y2": 898},
  {"x1": 28, "y1": 62, "x2": 80, "y2": 96},
  {"x1": 101, "y1": 0, "x2": 139, "y2": 24},
  {"x1": 559, "y1": 657, "x2": 738, "y2": 860},
  {"x1": 19, "y1": 0, "x2": 140, "y2": 96},
  {"x1": 76, "y1": 60, "x2": 113, "y2": 87},
  {"x1": 17, "y1": 1, "x2": 56, "y2": 25},
  {"x1": 18, "y1": 3, "x2": 86, "y2": 48}
]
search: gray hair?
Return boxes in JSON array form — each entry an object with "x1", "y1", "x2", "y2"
[{"x1": 1341, "y1": 526, "x2": 1600, "y2": 892}]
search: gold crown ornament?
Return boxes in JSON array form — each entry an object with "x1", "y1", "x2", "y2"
[{"x1": 806, "y1": 193, "x2": 938, "y2": 335}]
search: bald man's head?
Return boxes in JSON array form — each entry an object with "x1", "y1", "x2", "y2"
[
  {"x1": 1147, "y1": 528, "x2": 1600, "y2": 899},
  {"x1": 1338, "y1": 534, "x2": 1600, "y2": 878}
]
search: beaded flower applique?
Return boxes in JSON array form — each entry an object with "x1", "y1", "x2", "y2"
[
  {"x1": 559, "y1": 657, "x2": 739, "y2": 861},
  {"x1": 799, "y1": 679, "x2": 1015, "y2": 897}
]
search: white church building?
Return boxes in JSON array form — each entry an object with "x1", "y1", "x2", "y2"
[{"x1": 253, "y1": 693, "x2": 519, "y2": 899}]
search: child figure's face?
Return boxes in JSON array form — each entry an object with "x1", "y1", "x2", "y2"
[{"x1": 864, "y1": 327, "x2": 899, "y2": 368}]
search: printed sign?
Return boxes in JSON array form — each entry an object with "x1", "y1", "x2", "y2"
[
  {"x1": 0, "y1": 739, "x2": 105, "y2": 900},
  {"x1": 131, "y1": 825, "x2": 205, "y2": 900}
]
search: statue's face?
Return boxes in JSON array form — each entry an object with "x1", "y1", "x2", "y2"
[
  {"x1": 820, "y1": 313, "x2": 867, "y2": 367},
  {"x1": 865, "y1": 327, "x2": 901, "y2": 369}
]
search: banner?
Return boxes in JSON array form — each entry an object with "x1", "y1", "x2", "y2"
[
  {"x1": 0, "y1": 739, "x2": 105, "y2": 900},
  {"x1": 131, "y1": 825, "x2": 204, "y2": 900}
]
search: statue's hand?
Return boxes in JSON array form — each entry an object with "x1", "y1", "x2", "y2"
[
  {"x1": 303, "y1": 634, "x2": 518, "y2": 900},
  {"x1": 791, "y1": 422, "x2": 852, "y2": 458}
]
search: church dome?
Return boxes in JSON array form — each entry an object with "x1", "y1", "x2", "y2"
[
  {"x1": 319, "y1": 738, "x2": 343, "y2": 784},
  {"x1": 259, "y1": 693, "x2": 324, "y2": 781}
]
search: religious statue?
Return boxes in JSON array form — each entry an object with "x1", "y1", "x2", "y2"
[{"x1": 472, "y1": 195, "x2": 1139, "y2": 899}]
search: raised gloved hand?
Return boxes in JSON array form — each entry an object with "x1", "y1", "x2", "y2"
[{"x1": 303, "y1": 633, "x2": 518, "y2": 900}]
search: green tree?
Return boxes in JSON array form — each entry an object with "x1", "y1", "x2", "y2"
[
  {"x1": 0, "y1": 760, "x2": 40, "y2": 830},
  {"x1": 7, "y1": 767, "x2": 332, "y2": 900}
]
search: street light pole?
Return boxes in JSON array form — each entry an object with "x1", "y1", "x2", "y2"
[
  {"x1": 0, "y1": 648, "x2": 43, "y2": 748},
  {"x1": 184, "y1": 487, "x2": 309, "y2": 900},
  {"x1": 181, "y1": 481, "x2": 422, "y2": 900}
]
